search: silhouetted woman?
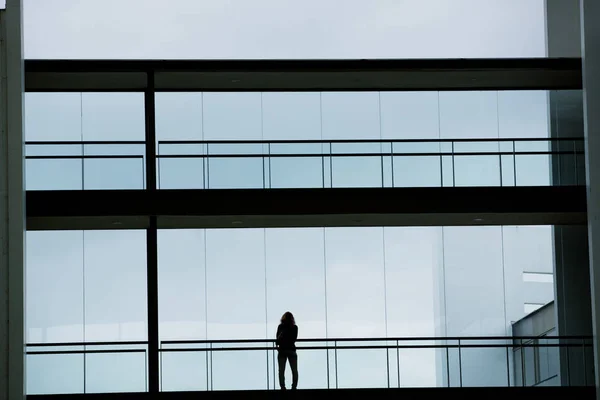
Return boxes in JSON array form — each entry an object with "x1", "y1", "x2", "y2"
[{"x1": 276, "y1": 311, "x2": 298, "y2": 390}]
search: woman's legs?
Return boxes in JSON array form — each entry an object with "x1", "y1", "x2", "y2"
[
  {"x1": 277, "y1": 351, "x2": 287, "y2": 389},
  {"x1": 289, "y1": 351, "x2": 298, "y2": 389},
  {"x1": 277, "y1": 350, "x2": 298, "y2": 389}
]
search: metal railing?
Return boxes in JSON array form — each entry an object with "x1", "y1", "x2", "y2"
[
  {"x1": 25, "y1": 335, "x2": 592, "y2": 394},
  {"x1": 23, "y1": 138, "x2": 585, "y2": 191},
  {"x1": 157, "y1": 138, "x2": 585, "y2": 190},
  {"x1": 158, "y1": 335, "x2": 591, "y2": 391},
  {"x1": 26, "y1": 341, "x2": 149, "y2": 394},
  {"x1": 25, "y1": 141, "x2": 146, "y2": 190}
]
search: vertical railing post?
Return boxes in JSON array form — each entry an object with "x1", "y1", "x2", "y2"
[
  {"x1": 458, "y1": 339, "x2": 463, "y2": 387},
  {"x1": 396, "y1": 340, "x2": 400, "y2": 388},
  {"x1": 506, "y1": 342, "x2": 511, "y2": 387},
  {"x1": 520, "y1": 339, "x2": 526, "y2": 386},
  {"x1": 446, "y1": 345, "x2": 450, "y2": 387},
  {"x1": 334, "y1": 340, "x2": 338, "y2": 389}
]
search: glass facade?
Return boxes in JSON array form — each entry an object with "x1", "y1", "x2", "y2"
[
  {"x1": 25, "y1": 90, "x2": 587, "y2": 191},
  {"x1": 22, "y1": 87, "x2": 583, "y2": 392}
]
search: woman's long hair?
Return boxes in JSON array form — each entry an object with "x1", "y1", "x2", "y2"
[{"x1": 280, "y1": 311, "x2": 295, "y2": 325}]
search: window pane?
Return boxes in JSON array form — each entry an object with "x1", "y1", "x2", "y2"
[
  {"x1": 26, "y1": 231, "x2": 84, "y2": 343},
  {"x1": 262, "y1": 93, "x2": 321, "y2": 140},
  {"x1": 158, "y1": 229, "x2": 206, "y2": 341},
  {"x1": 26, "y1": 354, "x2": 84, "y2": 394},
  {"x1": 82, "y1": 93, "x2": 145, "y2": 141},
  {"x1": 25, "y1": 93, "x2": 82, "y2": 141},
  {"x1": 156, "y1": 93, "x2": 203, "y2": 141},
  {"x1": 442, "y1": 227, "x2": 506, "y2": 386},
  {"x1": 205, "y1": 229, "x2": 267, "y2": 390},
  {"x1": 203, "y1": 93, "x2": 262, "y2": 140},
  {"x1": 208, "y1": 157, "x2": 265, "y2": 188},
  {"x1": 439, "y1": 92, "x2": 498, "y2": 139},
  {"x1": 84, "y1": 230, "x2": 147, "y2": 342},
  {"x1": 322, "y1": 93, "x2": 380, "y2": 140},
  {"x1": 206, "y1": 229, "x2": 266, "y2": 339},
  {"x1": 380, "y1": 92, "x2": 440, "y2": 140},
  {"x1": 83, "y1": 158, "x2": 145, "y2": 190},
  {"x1": 26, "y1": 159, "x2": 83, "y2": 191},
  {"x1": 384, "y1": 228, "x2": 441, "y2": 387}
]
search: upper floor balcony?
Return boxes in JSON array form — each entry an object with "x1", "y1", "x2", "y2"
[{"x1": 25, "y1": 137, "x2": 584, "y2": 191}]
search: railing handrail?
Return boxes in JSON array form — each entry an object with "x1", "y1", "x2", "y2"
[
  {"x1": 155, "y1": 151, "x2": 583, "y2": 159},
  {"x1": 25, "y1": 140, "x2": 146, "y2": 145},
  {"x1": 157, "y1": 137, "x2": 584, "y2": 145},
  {"x1": 26, "y1": 340, "x2": 149, "y2": 347},
  {"x1": 24, "y1": 335, "x2": 591, "y2": 348},
  {"x1": 159, "y1": 335, "x2": 591, "y2": 345}
]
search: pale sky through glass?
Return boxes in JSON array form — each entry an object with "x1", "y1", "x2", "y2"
[
  {"x1": 20, "y1": 0, "x2": 564, "y2": 393},
  {"x1": 23, "y1": 0, "x2": 546, "y2": 59}
]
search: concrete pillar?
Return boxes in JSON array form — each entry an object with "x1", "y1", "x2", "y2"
[
  {"x1": 0, "y1": 0, "x2": 25, "y2": 400},
  {"x1": 581, "y1": 1, "x2": 600, "y2": 396},
  {"x1": 545, "y1": 0, "x2": 593, "y2": 386}
]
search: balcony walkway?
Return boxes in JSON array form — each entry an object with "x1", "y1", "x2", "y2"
[
  {"x1": 26, "y1": 186, "x2": 586, "y2": 230},
  {"x1": 27, "y1": 386, "x2": 596, "y2": 400}
]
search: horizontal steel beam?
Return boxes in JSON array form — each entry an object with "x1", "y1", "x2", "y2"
[
  {"x1": 24, "y1": 58, "x2": 583, "y2": 92},
  {"x1": 25, "y1": 186, "x2": 587, "y2": 230}
]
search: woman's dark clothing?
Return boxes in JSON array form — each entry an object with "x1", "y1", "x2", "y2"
[
  {"x1": 276, "y1": 323, "x2": 298, "y2": 389},
  {"x1": 276, "y1": 323, "x2": 298, "y2": 350}
]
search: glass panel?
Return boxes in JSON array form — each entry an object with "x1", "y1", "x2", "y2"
[
  {"x1": 515, "y1": 155, "x2": 550, "y2": 186},
  {"x1": 26, "y1": 159, "x2": 83, "y2": 190},
  {"x1": 211, "y1": 348, "x2": 268, "y2": 390},
  {"x1": 26, "y1": 143, "x2": 83, "y2": 157},
  {"x1": 443, "y1": 227, "x2": 505, "y2": 384},
  {"x1": 325, "y1": 228, "x2": 386, "y2": 338},
  {"x1": 158, "y1": 158, "x2": 205, "y2": 189},
  {"x1": 321, "y1": 92, "x2": 380, "y2": 140},
  {"x1": 443, "y1": 227, "x2": 505, "y2": 335},
  {"x1": 331, "y1": 156, "x2": 382, "y2": 187},
  {"x1": 380, "y1": 92, "x2": 439, "y2": 139},
  {"x1": 208, "y1": 157, "x2": 264, "y2": 189},
  {"x1": 454, "y1": 155, "x2": 501, "y2": 186},
  {"x1": 335, "y1": 346, "x2": 388, "y2": 388},
  {"x1": 160, "y1": 348, "x2": 208, "y2": 391},
  {"x1": 502, "y1": 226, "x2": 554, "y2": 323},
  {"x1": 294, "y1": 348, "x2": 328, "y2": 389},
  {"x1": 265, "y1": 228, "x2": 326, "y2": 338},
  {"x1": 158, "y1": 230, "x2": 207, "y2": 342},
  {"x1": 26, "y1": 354, "x2": 84, "y2": 394},
  {"x1": 26, "y1": 231, "x2": 84, "y2": 343},
  {"x1": 262, "y1": 92, "x2": 321, "y2": 140},
  {"x1": 25, "y1": 93, "x2": 82, "y2": 141},
  {"x1": 398, "y1": 347, "x2": 438, "y2": 387},
  {"x1": 203, "y1": 93, "x2": 262, "y2": 140},
  {"x1": 501, "y1": 155, "x2": 516, "y2": 186},
  {"x1": 384, "y1": 228, "x2": 440, "y2": 386},
  {"x1": 156, "y1": 92, "x2": 203, "y2": 141},
  {"x1": 269, "y1": 157, "x2": 323, "y2": 188},
  {"x1": 460, "y1": 342, "x2": 509, "y2": 387},
  {"x1": 439, "y1": 92, "x2": 499, "y2": 139},
  {"x1": 453, "y1": 141, "x2": 500, "y2": 153},
  {"x1": 83, "y1": 158, "x2": 144, "y2": 190},
  {"x1": 85, "y1": 352, "x2": 147, "y2": 393},
  {"x1": 393, "y1": 156, "x2": 441, "y2": 187},
  {"x1": 205, "y1": 229, "x2": 266, "y2": 339},
  {"x1": 84, "y1": 230, "x2": 147, "y2": 342},
  {"x1": 82, "y1": 93, "x2": 145, "y2": 141},
  {"x1": 498, "y1": 91, "x2": 549, "y2": 139}
]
